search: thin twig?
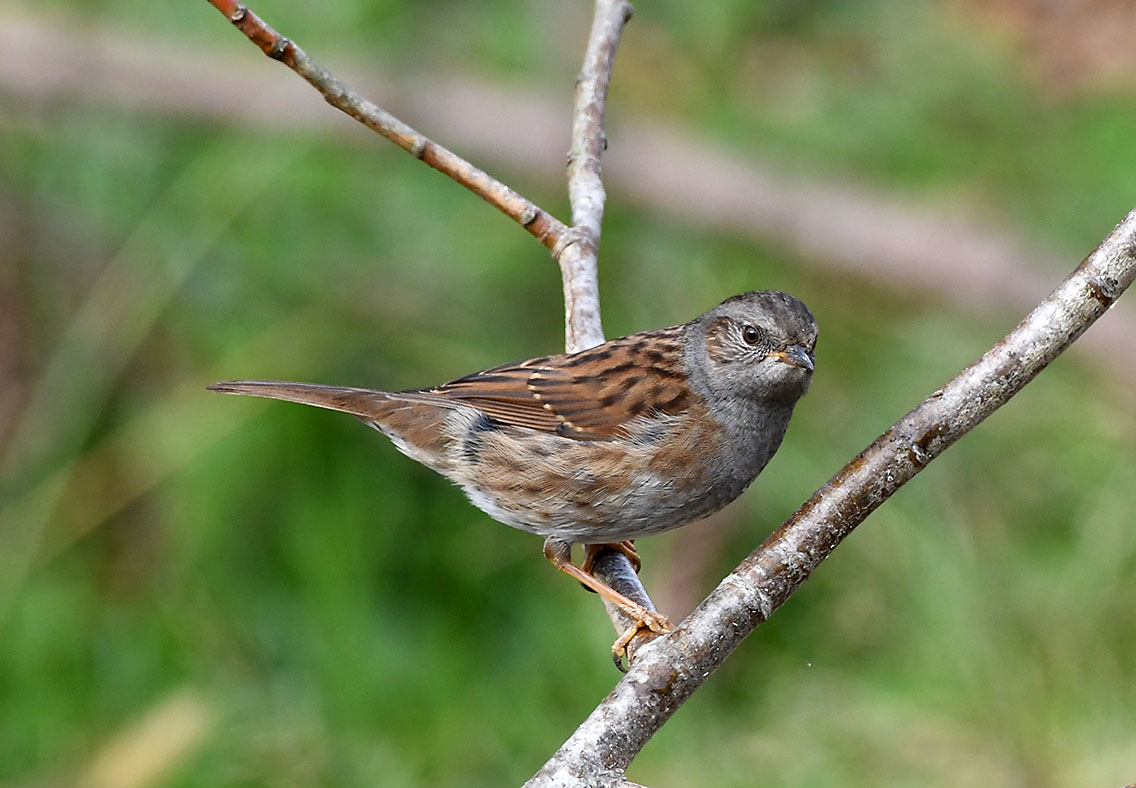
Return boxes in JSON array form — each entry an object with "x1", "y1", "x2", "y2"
[
  {"x1": 558, "y1": 0, "x2": 633, "y2": 353},
  {"x1": 525, "y1": 207, "x2": 1136, "y2": 786},
  {"x1": 204, "y1": 0, "x2": 565, "y2": 250}
]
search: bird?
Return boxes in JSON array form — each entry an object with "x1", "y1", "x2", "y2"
[{"x1": 208, "y1": 290, "x2": 817, "y2": 662}]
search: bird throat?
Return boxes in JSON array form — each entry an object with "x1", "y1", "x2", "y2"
[{"x1": 715, "y1": 395, "x2": 796, "y2": 491}]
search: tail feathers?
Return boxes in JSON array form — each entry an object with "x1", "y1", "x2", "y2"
[{"x1": 207, "y1": 380, "x2": 394, "y2": 420}]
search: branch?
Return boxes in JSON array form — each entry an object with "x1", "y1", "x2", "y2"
[
  {"x1": 525, "y1": 208, "x2": 1136, "y2": 785},
  {"x1": 204, "y1": 0, "x2": 566, "y2": 250},
  {"x1": 558, "y1": 0, "x2": 633, "y2": 353}
]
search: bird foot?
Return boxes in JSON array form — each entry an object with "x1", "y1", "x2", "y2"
[
  {"x1": 611, "y1": 609, "x2": 672, "y2": 672},
  {"x1": 543, "y1": 537, "x2": 669, "y2": 670}
]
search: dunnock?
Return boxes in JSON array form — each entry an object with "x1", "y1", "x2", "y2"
[{"x1": 209, "y1": 291, "x2": 817, "y2": 659}]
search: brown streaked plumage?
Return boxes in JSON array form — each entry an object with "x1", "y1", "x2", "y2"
[{"x1": 208, "y1": 290, "x2": 818, "y2": 662}]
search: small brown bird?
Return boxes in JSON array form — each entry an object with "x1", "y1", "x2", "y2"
[{"x1": 209, "y1": 291, "x2": 817, "y2": 660}]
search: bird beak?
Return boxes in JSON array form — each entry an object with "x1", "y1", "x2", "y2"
[{"x1": 767, "y1": 345, "x2": 814, "y2": 371}]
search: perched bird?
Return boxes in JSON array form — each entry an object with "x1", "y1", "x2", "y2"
[{"x1": 209, "y1": 291, "x2": 817, "y2": 660}]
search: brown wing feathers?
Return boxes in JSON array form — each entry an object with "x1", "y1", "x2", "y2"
[
  {"x1": 424, "y1": 365, "x2": 562, "y2": 433},
  {"x1": 430, "y1": 327, "x2": 690, "y2": 439}
]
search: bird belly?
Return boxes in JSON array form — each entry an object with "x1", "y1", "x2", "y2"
[
  {"x1": 443, "y1": 407, "x2": 741, "y2": 543},
  {"x1": 456, "y1": 464, "x2": 728, "y2": 543}
]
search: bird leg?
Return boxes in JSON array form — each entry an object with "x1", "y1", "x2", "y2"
[
  {"x1": 543, "y1": 538, "x2": 672, "y2": 663},
  {"x1": 581, "y1": 541, "x2": 641, "y2": 574}
]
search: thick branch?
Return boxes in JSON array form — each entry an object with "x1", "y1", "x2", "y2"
[
  {"x1": 204, "y1": 0, "x2": 566, "y2": 250},
  {"x1": 526, "y1": 208, "x2": 1136, "y2": 785}
]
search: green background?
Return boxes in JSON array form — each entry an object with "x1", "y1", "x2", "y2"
[{"x1": 2, "y1": 1, "x2": 1134, "y2": 786}]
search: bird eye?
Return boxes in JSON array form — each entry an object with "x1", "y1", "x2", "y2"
[{"x1": 742, "y1": 325, "x2": 762, "y2": 345}]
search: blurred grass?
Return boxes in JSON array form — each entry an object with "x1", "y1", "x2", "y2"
[{"x1": 2, "y1": 1, "x2": 1135, "y2": 786}]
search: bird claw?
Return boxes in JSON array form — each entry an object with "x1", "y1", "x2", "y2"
[{"x1": 611, "y1": 610, "x2": 672, "y2": 672}]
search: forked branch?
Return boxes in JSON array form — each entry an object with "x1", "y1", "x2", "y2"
[{"x1": 204, "y1": 0, "x2": 654, "y2": 651}]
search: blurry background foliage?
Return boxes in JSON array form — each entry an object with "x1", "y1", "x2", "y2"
[{"x1": 1, "y1": 0, "x2": 1135, "y2": 786}]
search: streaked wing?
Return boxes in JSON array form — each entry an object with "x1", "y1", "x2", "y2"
[{"x1": 426, "y1": 327, "x2": 691, "y2": 439}]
